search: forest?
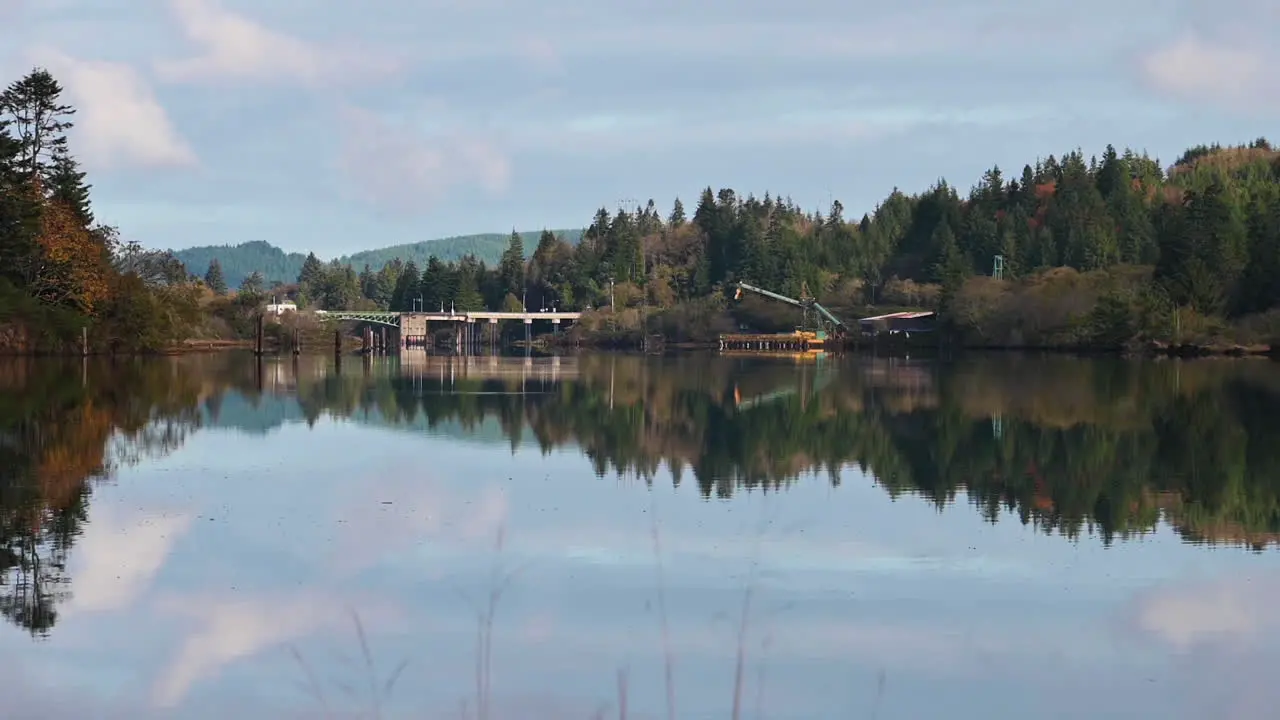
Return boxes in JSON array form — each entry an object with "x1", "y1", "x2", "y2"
[
  {"x1": 247, "y1": 138, "x2": 1280, "y2": 350},
  {"x1": 170, "y1": 229, "x2": 585, "y2": 290},
  {"x1": 6, "y1": 63, "x2": 1280, "y2": 353}
]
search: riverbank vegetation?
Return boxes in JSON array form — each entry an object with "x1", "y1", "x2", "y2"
[{"x1": 0, "y1": 69, "x2": 272, "y2": 353}]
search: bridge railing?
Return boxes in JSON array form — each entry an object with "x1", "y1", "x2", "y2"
[{"x1": 317, "y1": 310, "x2": 582, "y2": 322}]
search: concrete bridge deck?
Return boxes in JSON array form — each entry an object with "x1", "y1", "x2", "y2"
[
  {"x1": 319, "y1": 310, "x2": 582, "y2": 326},
  {"x1": 316, "y1": 309, "x2": 583, "y2": 349}
]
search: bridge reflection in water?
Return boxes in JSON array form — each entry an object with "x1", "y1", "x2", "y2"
[{"x1": 396, "y1": 350, "x2": 577, "y2": 385}]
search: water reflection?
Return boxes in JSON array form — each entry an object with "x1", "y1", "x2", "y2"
[
  {"x1": 3, "y1": 351, "x2": 1280, "y2": 717},
  {"x1": 252, "y1": 351, "x2": 1280, "y2": 547}
]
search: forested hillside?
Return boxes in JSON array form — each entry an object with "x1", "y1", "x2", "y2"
[
  {"x1": 274, "y1": 140, "x2": 1280, "y2": 349},
  {"x1": 171, "y1": 229, "x2": 585, "y2": 290},
  {"x1": 169, "y1": 241, "x2": 309, "y2": 290}
]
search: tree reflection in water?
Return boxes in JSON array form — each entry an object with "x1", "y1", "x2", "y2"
[{"x1": 5, "y1": 350, "x2": 1280, "y2": 638}]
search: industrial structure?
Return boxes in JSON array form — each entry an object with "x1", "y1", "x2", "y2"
[
  {"x1": 720, "y1": 281, "x2": 848, "y2": 352},
  {"x1": 721, "y1": 280, "x2": 938, "y2": 353},
  {"x1": 856, "y1": 311, "x2": 937, "y2": 336}
]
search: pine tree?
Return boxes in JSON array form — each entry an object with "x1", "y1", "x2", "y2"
[
  {"x1": 0, "y1": 113, "x2": 40, "y2": 287},
  {"x1": 420, "y1": 256, "x2": 447, "y2": 311},
  {"x1": 0, "y1": 68, "x2": 75, "y2": 182},
  {"x1": 358, "y1": 263, "x2": 376, "y2": 301},
  {"x1": 204, "y1": 259, "x2": 227, "y2": 295},
  {"x1": 46, "y1": 146, "x2": 91, "y2": 227},
  {"x1": 391, "y1": 260, "x2": 419, "y2": 311},
  {"x1": 297, "y1": 252, "x2": 325, "y2": 286},
  {"x1": 499, "y1": 229, "x2": 525, "y2": 300},
  {"x1": 668, "y1": 197, "x2": 686, "y2": 227}
]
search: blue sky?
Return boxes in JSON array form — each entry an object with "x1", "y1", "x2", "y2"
[{"x1": 1, "y1": 0, "x2": 1278, "y2": 257}]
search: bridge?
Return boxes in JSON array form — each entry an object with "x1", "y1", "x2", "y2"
[
  {"x1": 317, "y1": 310, "x2": 582, "y2": 327},
  {"x1": 314, "y1": 309, "x2": 584, "y2": 349}
]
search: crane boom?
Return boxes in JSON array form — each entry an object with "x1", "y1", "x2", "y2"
[
  {"x1": 734, "y1": 282, "x2": 806, "y2": 309},
  {"x1": 810, "y1": 301, "x2": 846, "y2": 329},
  {"x1": 733, "y1": 281, "x2": 847, "y2": 330}
]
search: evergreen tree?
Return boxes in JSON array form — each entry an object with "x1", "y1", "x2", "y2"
[
  {"x1": 204, "y1": 259, "x2": 227, "y2": 295},
  {"x1": 498, "y1": 229, "x2": 525, "y2": 300},
  {"x1": 46, "y1": 146, "x2": 91, "y2": 227},
  {"x1": 297, "y1": 252, "x2": 325, "y2": 286},
  {"x1": 390, "y1": 260, "x2": 419, "y2": 311},
  {"x1": 372, "y1": 263, "x2": 396, "y2": 308},
  {"x1": 420, "y1": 256, "x2": 447, "y2": 311},
  {"x1": 358, "y1": 263, "x2": 376, "y2": 301},
  {"x1": 0, "y1": 68, "x2": 75, "y2": 182},
  {"x1": 454, "y1": 257, "x2": 484, "y2": 311},
  {"x1": 668, "y1": 197, "x2": 686, "y2": 227}
]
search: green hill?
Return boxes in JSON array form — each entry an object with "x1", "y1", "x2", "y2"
[{"x1": 171, "y1": 229, "x2": 584, "y2": 288}]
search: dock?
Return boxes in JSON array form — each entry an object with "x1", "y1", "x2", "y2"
[{"x1": 718, "y1": 332, "x2": 825, "y2": 352}]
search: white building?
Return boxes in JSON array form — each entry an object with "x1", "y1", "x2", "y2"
[{"x1": 264, "y1": 301, "x2": 297, "y2": 316}]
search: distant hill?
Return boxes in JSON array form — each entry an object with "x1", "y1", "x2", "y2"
[
  {"x1": 173, "y1": 240, "x2": 308, "y2": 288},
  {"x1": 171, "y1": 229, "x2": 584, "y2": 288}
]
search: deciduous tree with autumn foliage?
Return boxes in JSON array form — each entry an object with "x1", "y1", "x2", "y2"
[{"x1": 0, "y1": 68, "x2": 200, "y2": 353}]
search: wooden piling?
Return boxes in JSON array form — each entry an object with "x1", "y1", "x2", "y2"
[
  {"x1": 292, "y1": 327, "x2": 300, "y2": 355},
  {"x1": 254, "y1": 313, "x2": 265, "y2": 356}
]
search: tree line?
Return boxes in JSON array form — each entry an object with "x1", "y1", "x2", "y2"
[
  {"x1": 218, "y1": 135, "x2": 1280, "y2": 348},
  {"x1": 8, "y1": 64, "x2": 1280, "y2": 351}
]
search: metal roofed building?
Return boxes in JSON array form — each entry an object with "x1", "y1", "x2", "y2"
[{"x1": 858, "y1": 310, "x2": 937, "y2": 335}]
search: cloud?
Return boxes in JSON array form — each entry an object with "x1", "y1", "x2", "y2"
[
  {"x1": 154, "y1": 0, "x2": 399, "y2": 87},
  {"x1": 1123, "y1": 572, "x2": 1280, "y2": 718},
  {"x1": 1128, "y1": 573, "x2": 1280, "y2": 652},
  {"x1": 1138, "y1": 34, "x2": 1277, "y2": 112},
  {"x1": 334, "y1": 104, "x2": 511, "y2": 214},
  {"x1": 150, "y1": 591, "x2": 405, "y2": 708},
  {"x1": 31, "y1": 48, "x2": 197, "y2": 171},
  {"x1": 65, "y1": 508, "x2": 192, "y2": 615}
]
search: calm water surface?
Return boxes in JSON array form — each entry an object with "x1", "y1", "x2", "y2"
[{"x1": 3, "y1": 351, "x2": 1280, "y2": 719}]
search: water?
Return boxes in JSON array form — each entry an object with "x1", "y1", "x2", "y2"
[{"x1": 3, "y1": 351, "x2": 1280, "y2": 719}]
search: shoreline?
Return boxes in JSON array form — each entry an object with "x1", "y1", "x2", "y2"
[
  {"x1": 1, "y1": 332, "x2": 1275, "y2": 359},
  {"x1": 530, "y1": 333, "x2": 1278, "y2": 359}
]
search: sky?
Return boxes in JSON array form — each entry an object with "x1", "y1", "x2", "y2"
[{"x1": 0, "y1": 0, "x2": 1278, "y2": 258}]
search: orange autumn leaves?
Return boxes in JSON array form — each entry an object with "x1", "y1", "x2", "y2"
[
  {"x1": 28, "y1": 401, "x2": 113, "y2": 520},
  {"x1": 30, "y1": 198, "x2": 110, "y2": 314}
]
